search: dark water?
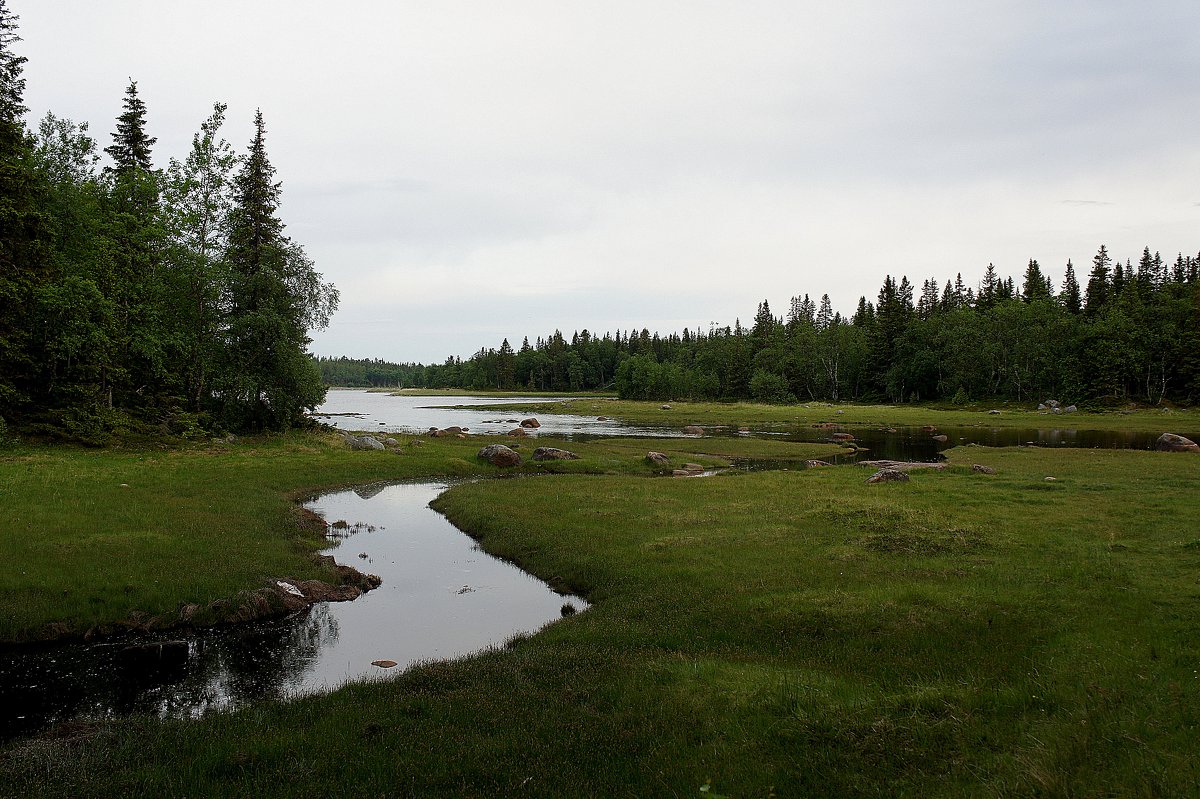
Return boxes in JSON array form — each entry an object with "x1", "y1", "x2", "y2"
[{"x1": 0, "y1": 482, "x2": 583, "y2": 741}]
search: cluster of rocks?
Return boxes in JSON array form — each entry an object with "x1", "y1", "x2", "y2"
[
  {"x1": 342, "y1": 432, "x2": 386, "y2": 450},
  {"x1": 428, "y1": 426, "x2": 468, "y2": 438},
  {"x1": 476, "y1": 443, "x2": 582, "y2": 466},
  {"x1": 1037, "y1": 400, "x2": 1078, "y2": 414}
]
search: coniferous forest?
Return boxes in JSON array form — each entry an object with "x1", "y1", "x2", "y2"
[
  {"x1": 320, "y1": 248, "x2": 1200, "y2": 406},
  {"x1": 0, "y1": 2, "x2": 336, "y2": 441}
]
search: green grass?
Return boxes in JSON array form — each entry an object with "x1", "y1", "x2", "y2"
[
  {"x1": 467, "y1": 396, "x2": 1200, "y2": 435},
  {"x1": 0, "y1": 430, "x2": 837, "y2": 641},
  {"x1": 2, "y1": 425, "x2": 1198, "y2": 796}
]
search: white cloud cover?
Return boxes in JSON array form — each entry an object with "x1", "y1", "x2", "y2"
[{"x1": 16, "y1": 0, "x2": 1200, "y2": 361}]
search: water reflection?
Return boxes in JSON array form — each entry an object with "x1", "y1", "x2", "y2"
[{"x1": 0, "y1": 482, "x2": 583, "y2": 741}]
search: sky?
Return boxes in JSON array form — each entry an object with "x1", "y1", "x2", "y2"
[{"x1": 14, "y1": 1, "x2": 1200, "y2": 363}]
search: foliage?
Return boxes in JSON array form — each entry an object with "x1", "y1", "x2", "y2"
[
  {"x1": 0, "y1": 9, "x2": 333, "y2": 437},
  {"x1": 381, "y1": 245, "x2": 1199, "y2": 407}
]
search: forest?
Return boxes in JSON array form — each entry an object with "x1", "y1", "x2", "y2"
[
  {"x1": 320, "y1": 248, "x2": 1200, "y2": 406},
  {"x1": 0, "y1": 2, "x2": 336, "y2": 441}
]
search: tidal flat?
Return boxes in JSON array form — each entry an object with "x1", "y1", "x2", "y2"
[{"x1": 1, "y1": 406, "x2": 1197, "y2": 797}]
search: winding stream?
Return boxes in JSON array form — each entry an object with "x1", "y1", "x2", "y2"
[{"x1": 0, "y1": 481, "x2": 582, "y2": 741}]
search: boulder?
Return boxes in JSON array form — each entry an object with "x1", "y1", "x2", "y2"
[
  {"x1": 1051, "y1": 407, "x2": 1062, "y2": 414},
  {"x1": 931, "y1": 434, "x2": 949, "y2": 443},
  {"x1": 988, "y1": 409, "x2": 1001, "y2": 415},
  {"x1": 921, "y1": 425, "x2": 938, "y2": 433},
  {"x1": 660, "y1": 404, "x2": 672, "y2": 410},
  {"x1": 597, "y1": 416, "x2": 609, "y2": 421},
  {"x1": 671, "y1": 469, "x2": 692, "y2": 477},
  {"x1": 343, "y1": 433, "x2": 385, "y2": 451},
  {"x1": 1046, "y1": 399, "x2": 1060, "y2": 408},
  {"x1": 384, "y1": 437, "x2": 399, "y2": 446},
  {"x1": 1156, "y1": 433, "x2": 1199, "y2": 452},
  {"x1": 520, "y1": 418, "x2": 541, "y2": 428},
  {"x1": 831, "y1": 432, "x2": 855, "y2": 441},
  {"x1": 1063, "y1": 405, "x2": 1077, "y2": 413},
  {"x1": 866, "y1": 468, "x2": 910, "y2": 484},
  {"x1": 646, "y1": 451, "x2": 671, "y2": 466},
  {"x1": 805, "y1": 460, "x2": 832, "y2": 468},
  {"x1": 508, "y1": 427, "x2": 529, "y2": 437},
  {"x1": 681, "y1": 463, "x2": 705, "y2": 473},
  {"x1": 478, "y1": 444, "x2": 522, "y2": 467},
  {"x1": 1037, "y1": 404, "x2": 1046, "y2": 411},
  {"x1": 429, "y1": 426, "x2": 465, "y2": 437},
  {"x1": 971, "y1": 464, "x2": 997, "y2": 474},
  {"x1": 532, "y1": 447, "x2": 580, "y2": 461},
  {"x1": 683, "y1": 425, "x2": 704, "y2": 436}
]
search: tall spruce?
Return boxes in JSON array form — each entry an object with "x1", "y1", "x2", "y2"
[
  {"x1": 1085, "y1": 244, "x2": 1111, "y2": 314},
  {"x1": 102, "y1": 80, "x2": 165, "y2": 409},
  {"x1": 217, "y1": 110, "x2": 333, "y2": 431},
  {"x1": 1061, "y1": 260, "x2": 1082, "y2": 314}
]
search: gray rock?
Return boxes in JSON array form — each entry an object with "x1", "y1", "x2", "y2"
[
  {"x1": 478, "y1": 444, "x2": 523, "y2": 467},
  {"x1": 972, "y1": 464, "x2": 997, "y2": 474},
  {"x1": 1156, "y1": 433, "x2": 1199, "y2": 452},
  {"x1": 1063, "y1": 405, "x2": 1077, "y2": 413},
  {"x1": 1046, "y1": 399, "x2": 1060, "y2": 408},
  {"x1": 532, "y1": 447, "x2": 580, "y2": 461},
  {"x1": 988, "y1": 409, "x2": 1001, "y2": 415},
  {"x1": 804, "y1": 460, "x2": 832, "y2": 468},
  {"x1": 866, "y1": 468, "x2": 910, "y2": 484},
  {"x1": 359, "y1": 435, "x2": 385, "y2": 450},
  {"x1": 646, "y1": 451, "x2": 671, "y2": 466},
  {"x1": 683, "y1": 425, "x2": 704, "y2": 436},
  {"x1": 660, "y1": 404, "x2": 672, "y2": 410},
  {"x1": 384, "y1": 437, "x2": 399, "y2": 446},
  {"x1": 1037, "y1": 404, "x2": 1047, "y2": 410}
]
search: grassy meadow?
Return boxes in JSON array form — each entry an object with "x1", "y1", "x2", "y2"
[{"x1": 1, "y1": 408, "x2": 1198, "y2": 797}]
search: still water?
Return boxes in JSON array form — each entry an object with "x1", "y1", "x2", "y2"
[
  {"x1": 315, "y1": 390, "x2": 1189, "y2": 461},
  {"x1": 0, "y1": 482, "x2": 582, "y2": 741}
]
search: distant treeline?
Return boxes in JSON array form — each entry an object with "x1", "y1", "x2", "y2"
[
  {"x1": 325, "y1": 247, "x2": 1200, "y2": 405},
  {"x1": 0, "y1": 3, "x2": 335, "y2": 441}
]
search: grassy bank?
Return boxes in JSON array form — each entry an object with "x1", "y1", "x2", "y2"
[
  {"x1": 0, "y1": 430, "x2": 835, "y2": 642},
  {"x1": 2, "y1": 442, "x2": 1197, "y2": 796},
  {"x1": 471, "y1": 396, "x2": 1200, "y2": 435}
]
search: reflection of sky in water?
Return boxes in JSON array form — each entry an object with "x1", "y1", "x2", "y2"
[
  {"x1": 315, "y1": 390, "x2": 1191, "y2": 454},
  {"x1": 315, "y1": 390, "x2": 680, "y2": 438},
  {"x1": 0, "y1": 482, "x2": 583, "y2": 740}
]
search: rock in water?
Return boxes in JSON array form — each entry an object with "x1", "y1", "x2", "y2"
[
  {"x1": 532, "y1": 447, "x2": 580, "y2": 461},
  {"x1": 683, "y1": 425, "x2": 704, "y2": 435},
  {"x1": 478, "y1": 444, "x2": 523, "y2": 467},
  {"x1": 520, "y1": 418, "x2": 541, "y2": 428},
  {"x1": 866, "y1": 468, "x2": 910, "y2": 484},
  {"x1": 1156, "y1": 433, "x2": 1199, "y2": 452}
]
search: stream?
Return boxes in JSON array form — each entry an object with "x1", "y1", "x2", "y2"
[{"x1": 0, "y1": 481, "x2": 582, "y2": 741}]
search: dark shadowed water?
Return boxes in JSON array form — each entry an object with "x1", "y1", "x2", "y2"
[{"x1": 0, "y1": 482, "x2": 583, "y2": 741}]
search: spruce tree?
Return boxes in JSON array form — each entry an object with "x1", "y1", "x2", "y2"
[
  {"x1": 1061, "y1": 260, "x2": 1081, "y2": 314},
  {"x1": 1085, "y1": 245, "x2": 1111, "y2": 315},
  {"x1": 216, "y1": 110, "x2": 334, "y2": 430}
]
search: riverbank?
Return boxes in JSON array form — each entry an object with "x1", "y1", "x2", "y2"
[
  {"x1": 0, "y1": 430, "x2": 835, "y2": 643},
  {"x1": 469, "y1": 396, "x2": 1200, "y2": 435},
  {"x1": 2, "y1": 421, "x2": 1197, "y2": 796}
]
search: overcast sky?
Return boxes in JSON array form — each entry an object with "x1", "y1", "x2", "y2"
[{"x1": 15, "y1": 1, "x2": 1200, "y2": 362}]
